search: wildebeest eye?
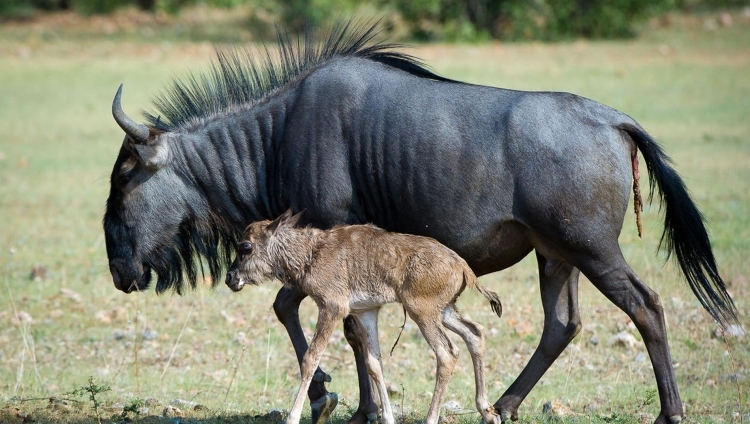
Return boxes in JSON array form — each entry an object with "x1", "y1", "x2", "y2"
[
  {"x1": 239, "y1": 241, "x2": 253, "y2": 254},
  {"x1": 116, "y1": 158, "x2": 137, "y2": 187}
]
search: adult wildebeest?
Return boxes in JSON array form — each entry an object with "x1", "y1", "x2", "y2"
[
  {"x1": 104, "y1": 21, "x2": 737, "y2": 424},
  {"x1": 225, "y1": 210, "x2": 504, "y2": 424}
]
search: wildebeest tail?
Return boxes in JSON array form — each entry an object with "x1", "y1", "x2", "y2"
[
  {"x1": 465, "y1": 268, "x2": 503, "y2": 318},
  {"x1": 619, "y1": 122, "x2": 739, "y2": 328}
]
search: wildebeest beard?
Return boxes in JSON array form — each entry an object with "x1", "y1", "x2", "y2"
[{"x1": 145, "y1": 219, "x2": 240, "y2": 295}]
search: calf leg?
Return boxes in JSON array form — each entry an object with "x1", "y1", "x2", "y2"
[
  {"x1": 442, "y1": 305, "x2": 499, "y2": 424},
  {"x1": 343, "y1": 315, "x2": 380, "y2": 424},
  {"x1": 578, "y1": 255, "x2": 683, "y2": 424},
  {"x1": 411, "y1": 314, "x2": 459, "y2": 424},
  {"x1": 352, "y1": 309, "x2": 395, "y2": 424},
  {"x1": 273, "y1": 287, "x2": 337, "y2": 423},
  {"x1": 287, "y1": 305, "x2": 345, "y2": 424},
  {"x1": 495, "y1": 252, "x2": 581, "y2": 421}
]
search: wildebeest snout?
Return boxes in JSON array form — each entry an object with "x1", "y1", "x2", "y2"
[{"x1": 109, "y1": 258, "x2": 150, "y2": 293}]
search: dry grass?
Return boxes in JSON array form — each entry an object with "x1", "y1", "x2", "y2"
[{"x1": 0, "y1": 7, "x2": 749, "y2": 424}]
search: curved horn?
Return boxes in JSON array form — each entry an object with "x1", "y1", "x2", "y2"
[{"x1": 112, "y1": 84, "x2": 150, "y2": 144}]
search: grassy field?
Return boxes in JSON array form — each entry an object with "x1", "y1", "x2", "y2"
[{"x1": 1, "y1": 8, "x2": 749, "y2": 424}]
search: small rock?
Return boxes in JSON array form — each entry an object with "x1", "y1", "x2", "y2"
[
  {"x1": 730, "y1": 274, "x2": 747, "y2": 287},
  {"x1": 609, "y1": 331, "x2": 637, "y2": 348},
  {"x1": 162, "y1": 405, "x2": 183, "y2": 417},
  {"x1": 637, "y1": 412, "x2": 655, "y2": 423},
  {"x1": 722, "y1": 373, "x2": 745, "y2": 382},
  {"x1": 713, "y1": 325, "x2": 746, "y2": 339},
  {"x1": 386, "y1": 382, "x2": 402, "y2": 398},
  {"x1": 30, "y1": 265, "x2": 47, "y2": 281},
  {"x1": 11, "y1": 311, "x2": 33, "y2": 326},
  {"x1": 442, "y1": 400, "x2": 462, "y2": 412},
  {"x1": 542, "y1": 400, "x2": 578, "y2": 417},
  {"x1": 142, "y1": 328, "x2": 159, "y2": 340},
  {"x1": 589, "y1": 336, "x2": 599, "y2": 346},
  {"x1": 634, "y1": 352, "x2": 647, "y2": 362},
  {"x1": 170, "y1": 399, "x2": 197, "y2": 409},
  {"x1": 48, "y1": 398, "x2": 73, "y2": 413},
  {"x1": 719, "y1": 12, "x2": 733, "y2": 27},
  {"x1": 143, "y1": 397, "x2": 164, "y2": 407},
  {"x1": 60, "y1": 288, "x2": 82, "y2": 303},
  {"x1": 112, "y1": 329, "x2": 134, "y2": 340}
]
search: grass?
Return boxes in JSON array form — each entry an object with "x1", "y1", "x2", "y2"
[{"x1": 1, "y1": 7, "x2": 749, "y2": 424}]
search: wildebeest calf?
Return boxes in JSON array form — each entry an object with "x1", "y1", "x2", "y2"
[{"x1": 225, "y1": 210, "x2": 503, "y2": 424}]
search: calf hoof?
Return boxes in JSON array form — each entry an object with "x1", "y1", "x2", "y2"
[{"x1": 311, "y1": 392, "x2": 338, "y2": 424}]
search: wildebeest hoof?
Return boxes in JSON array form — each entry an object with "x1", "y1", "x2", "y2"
[
  {"x1": 499, "y1": 409, "x2": 517, "y2": 423},
  {"x1": 366, "y1": 412, "x2": 378, "y2": 423},
  {"x1": 310, "y1": 392, "x2": 338, "y2": 424},
  {"x1": 668, "y1": 415, "x2": 682, "y2": 424},
  {"x1": 312, "y1": 370, "x2": 332, "y2": 383}
]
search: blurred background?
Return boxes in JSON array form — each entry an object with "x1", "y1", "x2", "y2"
[{"x1": 1, "y1": 0, "x2": 748, "y2": 42}]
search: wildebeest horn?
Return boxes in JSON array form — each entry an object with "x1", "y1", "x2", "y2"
[{"x1": 112, "y1": 84, "x2": 149, "y2": 144}]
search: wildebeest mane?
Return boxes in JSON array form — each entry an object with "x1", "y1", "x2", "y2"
[{"x1": 144, "y1": 19, "x2": 453, "y2": 133}]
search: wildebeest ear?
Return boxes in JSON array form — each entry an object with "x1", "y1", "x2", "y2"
[{"x1": 134, "y1": 137, "x2": 170, "y2": 170}]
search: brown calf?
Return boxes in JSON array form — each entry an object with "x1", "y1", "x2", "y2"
[{"x1": 226, "y1": 210, "x2": 503, "y2": 424}]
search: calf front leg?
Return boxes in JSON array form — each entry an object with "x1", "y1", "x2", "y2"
[
  {"x1": 287, "y1": 305, "x2": 345, "y2": 424},
  {"x1": 273, "y1": 287, "x2": 337, "y2": 423}
]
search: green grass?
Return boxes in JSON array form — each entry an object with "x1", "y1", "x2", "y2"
[{"x1": 1, "y1": 8, "x2": 749, "y2": 424}]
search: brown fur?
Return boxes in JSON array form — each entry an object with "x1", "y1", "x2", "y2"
[{"x1": 226, "y1": 210, "x2": 502, "y2": 424}]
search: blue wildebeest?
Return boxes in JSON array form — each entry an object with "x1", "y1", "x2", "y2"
[{"x1": 103, "y1": 21, "x2": 737, "y2": 424}]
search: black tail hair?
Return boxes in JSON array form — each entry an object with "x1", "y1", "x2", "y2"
[{"x1": 620, "y1": 123, "x2": 738, "y2": 328}]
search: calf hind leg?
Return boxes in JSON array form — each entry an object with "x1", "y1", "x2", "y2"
[
  {"x1": 441, "y1": 305, "x2": 499, "y2": 424},
  {"x1": 343, "y1": 315, "x2": 380, "y2": 424},
  {"x1": 352, "y1": 309, "x2": 395, "y2": 424},
  {"x1": 411, "y1": 313, "x2": 460, "y2": 424}
]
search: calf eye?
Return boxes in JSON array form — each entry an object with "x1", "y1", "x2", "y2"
[{"x1": 239, "y1": 241, "x2": 253, "y2": 254}]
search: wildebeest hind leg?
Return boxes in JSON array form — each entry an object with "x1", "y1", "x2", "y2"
[
  {"x1": 578, "y1": 254, "x2": 683, "y2": 424},
  {"x1": 273, "y1": 286, "x2": 338, "y2": 423},
  {"x1": 494, "y1": 252, "x2": 581, "y2": 421}
]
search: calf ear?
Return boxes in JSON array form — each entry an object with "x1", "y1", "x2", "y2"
[
  {"x1": 285, "y1": 210, "x2": 304, "y2": 228},
  {"x1": 134, "y1": 137, "x2": 170, "y2": 170},
  {"x1": 268, "y1": 209, "x2": 303, "y2": 233},
  {"x1": 266, "y1": 212, "x2": 286, "y2": 234}
]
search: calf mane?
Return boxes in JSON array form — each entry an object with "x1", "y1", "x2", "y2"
[{"x1": 144, "y1": 19, "x2": 454, "y2": 133}]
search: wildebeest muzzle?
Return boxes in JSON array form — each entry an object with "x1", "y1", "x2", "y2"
[{"x1": 109, "y1": 258, "x2": 151, "y2": 293}]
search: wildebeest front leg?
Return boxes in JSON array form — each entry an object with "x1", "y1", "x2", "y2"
[
  {"x1": 495, "y1": 253, "x2": 581, "y2": 421},
  {"x1": 273, "y1": 286, "x2": 338, "y2": 423}
]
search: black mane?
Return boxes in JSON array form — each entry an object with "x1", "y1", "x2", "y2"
[{"x1": 144, "y1": 19, "x2": 452, "y2": 133}]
